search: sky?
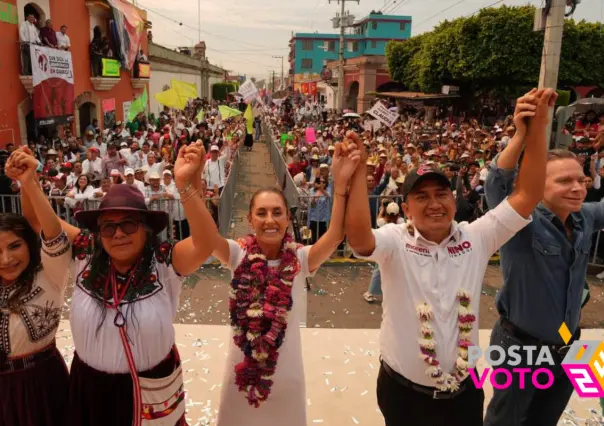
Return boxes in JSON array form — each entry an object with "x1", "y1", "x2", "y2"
[{"x1": 136, "y1": 0, "x2": 603, "y2": 81}]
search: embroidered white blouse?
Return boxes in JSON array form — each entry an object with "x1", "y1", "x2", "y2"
[
  {"x1": 0, "y1": 232, "x2": 71, "y2": 358},
  {"x1": 69, "y1": 236, "x2": 184, "y2": 374}
]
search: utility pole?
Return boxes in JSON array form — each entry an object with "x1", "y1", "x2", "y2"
[
  {"x1": 271, "y1": 71, "x2": 276, "y2": 92},
  {"x1": 537, "y1": 0, "x2": 566, "y2": 144},
  {"x1": 272, "y1": 56, "x2": 284, "y2": 90},
  {"x1": 329, "y1": 0, "x2": 359, "y2": 112}
]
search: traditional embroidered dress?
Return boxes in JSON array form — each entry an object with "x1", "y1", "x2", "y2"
[
  {"x1": 67, "y1": 231, "x2": 187, "y2": 426},
  {"x1": 0, "y1": 231, "x2": 71, "y2": 426},
  {"x1": 216, "y1": 239, "x2": 313, "y2": 426}
]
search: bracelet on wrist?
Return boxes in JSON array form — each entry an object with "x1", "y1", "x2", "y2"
[{"x1": 178, "y1": 182, "x2": 192, "y2": 194}]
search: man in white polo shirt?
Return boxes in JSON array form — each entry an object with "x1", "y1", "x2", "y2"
[{"x1": 344, "y1": 88, "x2": 557, "y2": 425}]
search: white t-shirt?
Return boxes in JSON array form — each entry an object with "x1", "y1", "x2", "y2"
[
  {"x1": 217, "y1": 240, "x2": 312, "y2": 426},
  {"x1": 354, "y1": 198, "x2": 530, "y2": 388}
]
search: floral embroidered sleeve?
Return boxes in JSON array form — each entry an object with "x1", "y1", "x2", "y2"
[
  {"x1": 40, "y1": 230, "x2": 72, "y2": 291},
  {"x1": 155, "y1": 241, "x2": 176, "y2": 267},
  {"x1": 72, "y1": 230, "x2": 93, "y2": 261}
]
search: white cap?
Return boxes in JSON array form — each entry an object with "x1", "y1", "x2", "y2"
[
  {"x1": 461, "y1": 153, "x2": 470, "y2": 159},
  {"x1": 47, "y1": 149, "x2": 58, "y2": 155},
  {"x1": 120, "y1": 142, "x2": 128, "y2": 147},
  {"x1": 328, "y1": 145, "x2": 335, "y2": 151},
  {"x1": 110, "y1": 169, "x2": 120, "y2": 176},
  {"x1": 386, "y1": 202, "x2": 400, "y2": 215},
  {"x1": 163, "y1": 170, "x2": 172, "y2": 176},
  {"x1": 210, "y1": 145, "x2": 219, "y2": 152},
  {"x1": 319, "y1": 163, "x2": 329, "y2": 169},
  {"x1": 124, "y1": 168, "x2": 134, "y2": 176},
  {"x1": 301, "y1": 146, "x2": 308, "y2": 153},
  {"x1": 148, "y1": 172, "x2": 161, "y2": 180}
]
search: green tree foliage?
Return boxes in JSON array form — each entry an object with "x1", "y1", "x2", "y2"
[
  {"x1": 386, "y1": 5, "x2": 604, "y2": 97},
  {"x1": 212, "y1": 82, "x2": 240, "y2": 101}
]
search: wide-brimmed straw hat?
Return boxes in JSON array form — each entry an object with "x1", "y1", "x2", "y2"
[{"x1": 75, "y1": 185, "x2": 169, "y2": 233}]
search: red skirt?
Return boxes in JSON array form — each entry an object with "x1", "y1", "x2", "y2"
[
  {"x1": 0, "y1": 343, "x2": 69, "y2": 426},
  {"x1": 68, "y1": 347, "x2": 187, "y2": 426}
]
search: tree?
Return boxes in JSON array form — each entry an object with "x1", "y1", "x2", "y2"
[{"x1": 386, "y1": 5, "x2": 604, "y2": 98}]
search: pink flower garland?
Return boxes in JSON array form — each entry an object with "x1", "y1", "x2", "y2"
[
  {"x1": 229, "y1": 234, "x2": 301, "y2": 407},
  {"x1": 417, "y1": 289, "x2": 476, "y2": 392}
]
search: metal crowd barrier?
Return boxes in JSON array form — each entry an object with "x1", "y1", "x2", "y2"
[
  {"x1": 264, "y1": 124, "x2": 300, "y2": 209},
  {"x1": 217, "y1": 150, "x2": 240, "y2": 236},
  {"x1": 0, "y1": 152, "x2": 240, "y2": 241}
]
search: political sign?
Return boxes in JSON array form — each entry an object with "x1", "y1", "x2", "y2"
[
  {"x1": 31, "y1": 45, "x2": 74, "y2": 126},
  {"x1": 367, "y1": 101, "x2": 399, "y2": 128},
  {"x1": 239, "y1": 80, "x2": 258, "y2": 102}
]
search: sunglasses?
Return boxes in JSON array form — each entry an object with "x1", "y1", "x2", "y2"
[{"x1": 99, "y1": 219, "x2": 142, "y2": 238}]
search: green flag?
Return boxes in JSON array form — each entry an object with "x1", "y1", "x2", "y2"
[
  {"x1": 196, "y1": 109, "x2": 204, "y2": 122},
  {"x1": 128, "y1": 87, "x2": 148, "y2": 122}
]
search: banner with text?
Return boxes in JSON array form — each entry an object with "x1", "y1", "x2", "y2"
[
  {"x1": 31, "y1": 45, "x2": 74, "y2": 127},
  {"x1": 238, "y1": 80, "x2": 258, "y2": 102},
  {"x1": 367, "y1": 101, "x2": 399, "y2": 128}
]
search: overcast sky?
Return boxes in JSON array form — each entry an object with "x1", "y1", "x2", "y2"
[{"x1": 137, "y1": 0, "x2": 603, "y2": 81}]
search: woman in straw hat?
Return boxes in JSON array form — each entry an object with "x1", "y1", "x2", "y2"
[
  {"x1": 7, "y1": 142, "x2": 219, "y2": 426},
  {"x1": 212, "y1": 140, "x2": 361, "y2": 426}
]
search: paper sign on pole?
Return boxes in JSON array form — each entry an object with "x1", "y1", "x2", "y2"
[
  {"x1": 367, "y1": 101, "x2": 399, "y2": 127},
  {"x1": 363, "y1": 119, "x2": 382, "y2": 132},
  {"x1": 239, "y1": 80, "x2": 258, "y2": 101},
  {"x1": 305, "y1": 127, "x2": 316, "y2": 143}
]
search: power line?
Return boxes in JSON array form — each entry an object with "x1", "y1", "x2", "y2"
[
  {"x1": 384, "y1": 0, "x2": 413, "y2": 15},
  {"x1": 140, "y1": 3, "x2": 285, "y2": 50},
  {"x1": 412, "y1": 0, "x2": 468, "y2": 30},
  {"x1": 463, "y1": 0, "x2": 505, "y2": 17},
  {"x1": 380, "y1": 0, "x2": 399, "y2": 13}
]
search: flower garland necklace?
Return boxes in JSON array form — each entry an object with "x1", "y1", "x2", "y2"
[
  {"x1": 229, "y1": 234, "x2": 301, "y2": 408},
  {"x1": 417, "y1": 289, "x2": 475, "y2": 392}
]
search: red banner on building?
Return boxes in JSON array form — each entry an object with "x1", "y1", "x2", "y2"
[
  {"x1": 309, "y1": 82, "x2": 317, "y2": 96},
  {"x1": 301, "y1": 82, "x2": 309, "y2": 95},
  {"x1": 31, "y1": 45, "x2": 74, "y2": 127}
]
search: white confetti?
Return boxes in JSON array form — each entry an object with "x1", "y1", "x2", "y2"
[
  {"x1": 312, "y1": 420, "x2": 324, "y2": 424},
  {"x1": 352, "y1": 416, "x2": 359, "y2": 424},
  {"x1": 360, "y1": 390, "x2": 368, "y2": 396}
]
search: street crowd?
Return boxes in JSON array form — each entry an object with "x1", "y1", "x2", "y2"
[
  {"x1": 0, "y1": 85, "x2": 603, "y2": 426},
  {"x1": 0, "y1": 99, "x2": 246, "y2": 239}
]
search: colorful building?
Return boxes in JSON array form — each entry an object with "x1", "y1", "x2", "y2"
[
  {"x1": 0, "y1": 0, "x2": 151, "y2": 148},
  {"x1": 288, "y1": 13, "x2": 411, "y2": 93}
]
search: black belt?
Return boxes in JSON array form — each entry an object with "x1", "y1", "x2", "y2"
[
  {"x1": 381, "y1": 359, "x2": 470, "y2": 400},
  {"x1": 0, "y1": 341, "x2": 59, "y2": 374},
  {"x1": 500, "y1": 318, "x2": 573, "y2": 356}
]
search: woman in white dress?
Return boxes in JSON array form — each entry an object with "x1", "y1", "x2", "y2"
[{"x1": 212, "y1": 141, "x2": 361, "y2": 426}]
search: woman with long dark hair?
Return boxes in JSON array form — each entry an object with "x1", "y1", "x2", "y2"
[
  {"x1": 211, "y1": 141, "x2": 360, "y2": 425},
  {"x1": 0, "y1": 212, "x2": 72, "y2": 422},
  {"x1": 7, "y1": 142, "x2": 220, "y2": 426}
]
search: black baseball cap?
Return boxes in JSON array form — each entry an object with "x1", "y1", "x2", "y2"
[{"x1": 402, "y1": 165, "x2": 451, "y2": 199}]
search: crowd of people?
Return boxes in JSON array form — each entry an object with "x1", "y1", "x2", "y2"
[
  {"x1": 0, "y1": 84, "x2": 603, "y2": 426},
  {"x1": 0, "y1": 99, "x2": 244, "y2": 240}
]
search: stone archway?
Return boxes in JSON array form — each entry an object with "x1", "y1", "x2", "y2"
[
  {"x1": 17, "y1": 96, "x2": 33, "y2": 146},
  {"x1": 74, "y1": 91, "x2": 101, "y2": 136},
  {"x1": 347, "y1": 82, "x2": 359, "y2": 112}
]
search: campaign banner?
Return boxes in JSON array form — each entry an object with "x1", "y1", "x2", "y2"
[
  {"x1": 301, "y1": 82, "x2": 309, "y2": 95},
  {"x1": 309, "y1": 82, "x2": 317, "y2": 96},
  {"x1": 138, "y1": 62, "x2": 151, "y2": 78},
  {"x1": 102, "y1": 58, "x2": 121, "y2": 77},
  {"x1": 305, "y1": 127, "x2": 316, "y2": 143},
  {"x1": 367, "y1": 101, "x2": 399, "y2": 128},
  {"x1": 239, "y1": 80, "x2": 258, "y2": 102},
  {"x1": 31, "y1": 45, "x2": 74, "y2": 127},
  {"x1": 102, "y1": 98, "x2": 116, "y2": 113}
]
